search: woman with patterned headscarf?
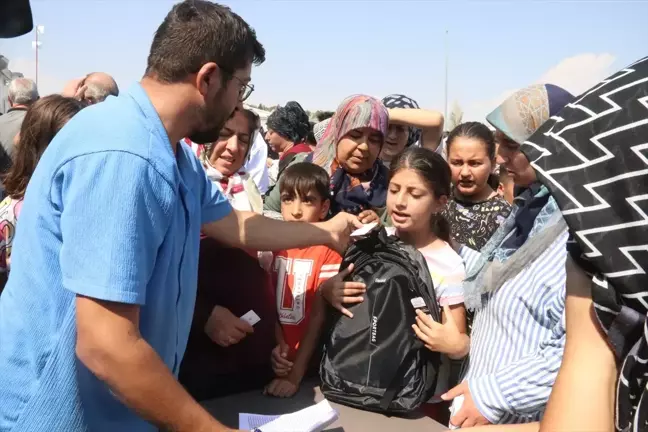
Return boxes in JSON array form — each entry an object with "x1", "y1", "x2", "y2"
[
  {"x1": 440, "y1": 83, "x2": 574, "y2": 429},
  {"x1": 380, "y1": 94, "x2": 445, "y2": 166},
  {"x1": 469, "y1": 57, "x2": 648, "y2": 432},
  {"x1": 264, "y1": 95, "x2": 389, "y2": 224}
]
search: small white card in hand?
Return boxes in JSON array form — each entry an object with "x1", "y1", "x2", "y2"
[
  {"x1": 351, "y1": 222, "x2": 378, "y2": 237},
  {"x1": 240, "y1": 310, "x2": 261, "y2": 326}
]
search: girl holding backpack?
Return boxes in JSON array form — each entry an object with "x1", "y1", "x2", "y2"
[{"x1": 322, "y1": 146, "x2": 470, "y2": 359}]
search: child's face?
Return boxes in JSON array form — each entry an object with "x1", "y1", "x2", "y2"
[
  {"x1": 280, "y1": 189, "x2": 330, "y2": 223},
  {"x1": 387, "y1": 169, "x2": 447, "y2": 234}
]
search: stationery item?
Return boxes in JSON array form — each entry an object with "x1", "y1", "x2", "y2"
[
  {"x1": 350, "y1": 222, "x2": 378, "y2": 237},
  {"x1": 448, "y1": 394, "x2": 464, "y2": 430},
  {"x1": 239, "y1": 399, "x2": 338, "y2": 432},
  {"x1": 240, "y1": 310, "x2": 261, "y2": 326}
]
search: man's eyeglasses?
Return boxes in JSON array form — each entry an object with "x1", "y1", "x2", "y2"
[{"x1": 228, "y1": 73, "x2": 254, "y2": 102}]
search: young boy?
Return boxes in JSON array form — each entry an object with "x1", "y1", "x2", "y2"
[{"x1": 265, "y1": 162, "x2": 343, "y2": 398}]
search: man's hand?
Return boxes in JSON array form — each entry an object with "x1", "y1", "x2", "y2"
[
  {"x1": 319, "y1": 212, "x2": 363, "y2": 254},
  {"x1": 264, "y1": 377, "x2": 299, "y2": 398},
  {"x1": 442, "y1": 381, "x2": 491, "y2": 428},
  {"x1": 204, "y1": 306, "x2": 253, "y2": 347},
  {"x1": 412, "y1": 306, "x2": 467, "y2": 358},
  {"x1": 358, "y1": 209, "x2": 380, "y2": 224},
  {"x1": 319, "y1": 264, "x2": 366, "y2": 318},
  {"x1": 270, "y1": 342, "x2": 293, "y2": 376}
]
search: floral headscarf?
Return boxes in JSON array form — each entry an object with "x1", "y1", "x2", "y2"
[
  {"x1": 486, "y1": 83, "x2": 574, "y2": 145},
  {"x1": 312, "y1": 94, "x2": 389, "y2": 175},
  {"x1": 310, "y1": 95, "x2": 390, "y2": 216}
]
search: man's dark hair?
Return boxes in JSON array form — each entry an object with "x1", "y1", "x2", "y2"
[
  {"x1": 279, "y1": 162, "x2": 330, "y2": 203},
  {"x1": 145, "y1": 0, "x2": 265, "y2": 83}
]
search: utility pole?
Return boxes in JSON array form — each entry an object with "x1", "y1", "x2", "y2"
[
  {"x1": 444, "y1": 29, "x2": 449, "y2": 129},
  {"x1": 31, "y1": 25, "x2": 44, "y2": 86}
]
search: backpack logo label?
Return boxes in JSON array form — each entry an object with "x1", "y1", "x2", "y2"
[
  {"x1": 375, "y1": 278, "x2": 386, "y2": 283},
  {"x1": 371, "y1": 315, "x2": 378, "y2": 344}
]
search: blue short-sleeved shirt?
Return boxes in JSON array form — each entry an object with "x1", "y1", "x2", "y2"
[{"x1": 0, "y1": 83, "x2": 232, "y2": 431}]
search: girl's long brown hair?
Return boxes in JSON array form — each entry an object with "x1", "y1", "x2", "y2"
[
  {"x1": 389, "y1": 147, "x2": 452, "y2": 242},
  {"x1": 3, "y1": 95, "x2": 82, "y2": 200}
]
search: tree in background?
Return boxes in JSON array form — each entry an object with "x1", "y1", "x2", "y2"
[{"x1": 446, "y1": 101, "x2": 464, "y2": 131}]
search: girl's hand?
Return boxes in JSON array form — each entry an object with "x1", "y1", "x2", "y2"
[
  {"x1": 358, "y1": 209, "x2": 380, "y2": 224},
  {"x1": 412, "y1": 306, "x2": 468, "y2": 358},
  {"x1": 319, "y1": 264, "x2": 366, "y2": 318}
]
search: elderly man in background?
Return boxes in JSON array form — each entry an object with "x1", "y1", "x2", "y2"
[
  {"x1": 0, "y1": 77, "x2": 38, "y2": 196},
  {"x1": 62, "y1": 71, "x2": 119, "y2": 105}
]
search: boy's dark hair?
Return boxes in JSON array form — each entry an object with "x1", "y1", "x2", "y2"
[
  {"x1": 145, "y1": 0, "x2": 265, "y2": 84},
  {"x1": 390, "y1": 147, "x2": 452, "y2": 242},
  {"x1": 279, "y1": 162, "x2": 330, "y2": 203}
]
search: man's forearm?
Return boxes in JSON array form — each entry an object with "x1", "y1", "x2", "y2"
[
  {"x1": 80, "y1": 337, "x2": 228, "y2": 432},
  {"x1": 203, "y1": 210, "x2": 330, "y2": 251},
  {"x1": 540, "y1": 257, "x2": 616, "y2": 432}
]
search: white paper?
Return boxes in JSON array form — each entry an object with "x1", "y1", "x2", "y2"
[
  {"x1": 448, "y1": 394, "x2": 464, "y2": 430},
  {"x1": 239, "y1": 399, "x2": 338, "y2": 432},
  {"x1": 351, "y1": 222, "x2": 378, "y2": 237},
  {"x1": 240, "y1": 310, "x2": 261, "y2": 326},
  {"x1": 239, "y1": 413, "x2": 280, "y2": 429}
]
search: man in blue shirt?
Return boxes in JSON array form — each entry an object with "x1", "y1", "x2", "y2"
[{"x1": 0, "y1": 2, "x2": 359, "y2": 431}]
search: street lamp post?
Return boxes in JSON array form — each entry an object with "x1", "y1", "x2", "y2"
[
  {"x1": 444, "y1": 29, "x2": 449, "y2": 130},
  {"x1": 31, "y1": 25, "x2": 44, "y2": 86}
]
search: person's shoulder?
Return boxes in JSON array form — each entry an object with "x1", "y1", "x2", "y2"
[
  {"x1": 489, "y1": 194, "x2": 512, "y2": 209},
  {"x1": 289, "y1": 151, "x2": 311, "y2": 165},
  {"x1": 425, "y1": 241, "x2": 463, "y2": 265},
  {"x1": 292, "y1": 244, "x2": 340, "y2": 262},
  {"x1": 53, "y1": 96, "x2": 158, "y2": 157},
  {"x1": 316, "y1": 245, "x2": 342, "y2": 267}
]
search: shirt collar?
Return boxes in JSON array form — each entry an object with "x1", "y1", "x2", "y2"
[{"x1": 127, "y1": 82, "x2": 174, "y2": 158}]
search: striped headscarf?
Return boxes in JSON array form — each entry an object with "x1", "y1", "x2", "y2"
[{"x1": 312, "y1": 95, "x2": 389, "y2": 175}]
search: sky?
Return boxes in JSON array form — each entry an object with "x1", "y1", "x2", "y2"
[{"x1": 0, "y1": 0, "x2": 646, "y2": 122}]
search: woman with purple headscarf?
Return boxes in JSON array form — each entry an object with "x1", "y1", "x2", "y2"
[{"x1": 264, "y1": 95, "x2": 390, "y2": 223}]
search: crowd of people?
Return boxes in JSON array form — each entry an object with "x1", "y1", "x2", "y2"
[{"x1": 0, "y1": 1, "x2": 646, "y2": 432}]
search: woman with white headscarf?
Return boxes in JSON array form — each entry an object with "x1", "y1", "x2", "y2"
[
  {"x1": 189, "y1": 108, "x2": 263, "y2": 213},
  {"x1": 467, "y1": 56, "x2": 648, "y2": 432},
  {"x1": 180, "y1": 108, "x2": 278, "y2": 400}
]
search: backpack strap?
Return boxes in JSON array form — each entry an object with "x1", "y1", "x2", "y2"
[{"x1": 379, "y1": 348, "x2": 419, "y2": 411}]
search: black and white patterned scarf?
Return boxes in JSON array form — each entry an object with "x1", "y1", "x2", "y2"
[
  {"x1": 522, "y1": 56, "x2": 648, "y2": 432},
  {"x1": 381, "y1": 94, "x2": 422, "y2": 146}
]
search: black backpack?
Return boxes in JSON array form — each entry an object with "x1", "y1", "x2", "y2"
[{"x1": 320, "y1": 227, "x2": 442, "y2": 414}]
